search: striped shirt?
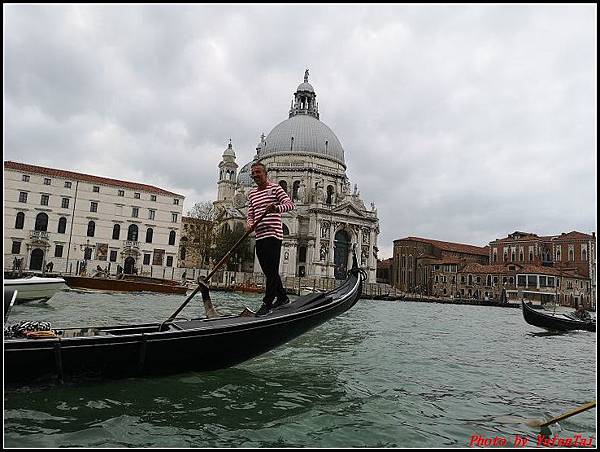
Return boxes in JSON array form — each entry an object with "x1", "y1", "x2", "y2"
[{"x1": 247, "y1": 181, "x2": 295, "y2": 241}]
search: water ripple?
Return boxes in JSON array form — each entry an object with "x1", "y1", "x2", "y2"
[{"x1": 4, "y1": 294, "x2": 597, "y2": 447}]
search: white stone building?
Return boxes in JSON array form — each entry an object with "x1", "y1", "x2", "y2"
[
  {"x1": 4, "y1": 161, "x2": 184, "y2": 276},
  {"x1": 214, "y1": 71, "x2": 380, "y2": 281}
]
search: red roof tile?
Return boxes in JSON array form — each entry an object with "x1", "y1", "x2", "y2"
[
  {"x1": 4, "y1": 161, "x2": 183, "y2": 197},
  {"x1": 553, "y1": 231, "x2": 595, "y2": 242},
  {"x1": 395, "y1": 236, "x2": 488, "y2": 256}
]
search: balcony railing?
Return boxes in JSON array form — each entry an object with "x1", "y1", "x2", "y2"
[
  {"x1": 30, "y1": 230, "x2": 50, "y2": 240},
  {"x1": 123, "y1": 240, "x2": 140, "y2": 248}
]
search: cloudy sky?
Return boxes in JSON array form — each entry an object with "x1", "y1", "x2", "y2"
[{"x1": 4, "y1": 4, "x2": 597, "y2": 258}]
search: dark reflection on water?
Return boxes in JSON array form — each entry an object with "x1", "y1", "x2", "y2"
[{"x1": 4, "y1": 293, "x2": 597, "y2": 448}]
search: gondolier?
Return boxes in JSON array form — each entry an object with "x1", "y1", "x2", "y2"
[{"x1": 246, "y1": 161, "x2": 295, "y2": 316}]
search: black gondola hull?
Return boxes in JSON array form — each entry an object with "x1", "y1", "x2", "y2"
[
  {"x1": 5, "y1": 273, "x2": 362, "y2": 384},
  {"x1": 521, "y1": 301, "x2": 596, "y2": 332}
]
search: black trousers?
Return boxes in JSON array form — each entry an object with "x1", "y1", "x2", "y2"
[{"x1": 255, "y1": 237, "x2": 286, "y2": 304}]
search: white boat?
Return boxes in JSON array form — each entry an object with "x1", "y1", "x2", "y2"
[{"x1": 3, "y1": 276, "x2": 66, "y2": 303}]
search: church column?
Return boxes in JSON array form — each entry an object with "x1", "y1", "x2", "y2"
[
  {"x1": 315, "y1": 218, "x2": 321, "y2": 264},
  {"x1": 329, "y1": 222, "x2": 335, "y2": 274}
]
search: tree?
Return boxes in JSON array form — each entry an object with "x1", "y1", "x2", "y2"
[
  {"x1": 187, "y1": 201, "x2": 216, "y2": 221},
  {"x1": 211, "y1": 222, "x2": 252, "y2": 271}
]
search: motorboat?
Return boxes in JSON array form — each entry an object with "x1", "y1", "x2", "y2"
[{"x1": 3, "y1": 276, "x2": 66, "y2": 303}]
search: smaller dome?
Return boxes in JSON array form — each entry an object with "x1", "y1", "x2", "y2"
[
  {"x1": 296, "y1": 82, "x2": 314, "y2": 93},
  {"x1": 237, "y1": 162, "x2": 254, "y2": 187},
  {"x1": 223, "y1": 141, "x2": 235, "y2": 157}
]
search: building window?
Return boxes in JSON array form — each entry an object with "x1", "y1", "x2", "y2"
[
  {"x1": 112, "y1": 224, "x2": 120, "y2": 240},
  {"x1": 41, "y1": 194, "x2": 50, "y2": 206},
  {"x1": 582, "y1": 248, "x2": 587, "y2": 261},
  {"x1": 93, "y1": 186, "x2": 100, "y2": 193},
  {"x1": 180, "y1": 247, "x2": 186, "y2": 260},
  {"x1": 149, "y1": 210, "x2": 156, "y2": 220},
  {"x1": 87, "y1": 221, "x2": 96, "y2": 237},
  {"x1": 143, "y1": 253, "x2": 151, "y2": 265},
  {"x1": 54, "y1": 244, "x2": 64, "y2": 258},
  {"x1": 44, "y1": 178, "x2": 51, "y2": 185},
  {"x1": 15, "y1": 212, "x2": 25, "y2": 229},
  {"x1": 169, "y1": 231, "x2": 176, "y2": 245},
  {"x1": 58, "y1": 217, "x2": 67, "y2": 234},
  {"x1": 127, "y1": 224, "x2": 138, "y2": 241},
  {"x1": 146, "y1": 228, "x2": 154, "y2": 243},
  {"x1": 64, "y1": 181, "x2": 72, "y2": 188},
  {"x1": 118, "y1": 190, "x2": 125, "y2": 197},
  {"x1": 110, "y1": 250, "x2": 118, "y2": 262},
  {"x1": 151, "y1": 195, "x2": 157, "y2": 202},
  {"x1": 12, "y1": 241, "x2": 21, "y2": 254},
  {"x1": 132, "y1": 207, "x2": 139, "y2": 218},
  {"x1": 35, "y1": 212, "x2": 49, "y2": 231},
  {"x1": 166, "y1": 256, "x2": 174, "y2": 267},
  {"x1": 19, "y1": 192, "x2": 28, "y2": 203},
  {"x1": 299, "y1": 246, "x2": 307, "y2": 263},
  {"x1": 22, "y1": 175, "x2": 30, "y2": 182},
  {"x1": 173, "y1": 199, "x2": 180, "y2": 205},
  {"x1": 134, "y1": 192, "x2": 141, "y2": 199},
  {"x1": 84, "y1": 247, "x2": 93, "y2": 260},
  {"x1": 62, "y1": 197, "x2": 70, "y2": 209},
  {"x1": 90, "y1": 201, "x2": 98, "y2": 212},
  {"x1": 172, "y1": 213, "x2": 178, "y2": 223}
]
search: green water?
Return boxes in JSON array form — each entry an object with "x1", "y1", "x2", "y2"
[{"x1": 3, "y1": 290, "x2": 597, "y2": 447}]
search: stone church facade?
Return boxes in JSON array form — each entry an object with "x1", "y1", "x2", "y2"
[{"x1": 214, "y1": 71, "x2": 379, "y2": 281}]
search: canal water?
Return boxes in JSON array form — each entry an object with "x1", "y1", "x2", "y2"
[{"x1": 4, "y1": 290, "x2": 596, "y2": 447}]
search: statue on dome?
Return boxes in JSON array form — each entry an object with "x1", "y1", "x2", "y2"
[{"x1": 304, "y1": 68, "x2": 309, "y2": 83}]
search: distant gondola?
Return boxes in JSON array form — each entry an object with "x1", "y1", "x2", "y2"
[
  {"x1": 521, "y1": 301, "x2": 596, "y2": 332},
  {"x1": 4, "y1": 255, "x2": 364, "y2": 385}
]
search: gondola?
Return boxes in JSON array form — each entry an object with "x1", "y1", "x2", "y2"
[
  {"x1": 4, "y1": 254, "x2": 364, "y2": 385},
  {"x1": 521, "y1": 301, "x2": 596, "y2": 332}
]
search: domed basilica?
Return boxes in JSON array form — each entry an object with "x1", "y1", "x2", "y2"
[{"x1": 214, "y1": 71, "x2": 379, "y2": 281}]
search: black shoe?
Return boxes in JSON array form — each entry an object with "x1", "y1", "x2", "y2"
[
  {"x1": 255, "y1": 303, "x2": 273, "y2": 317},
  {"x1": 273, "y1": 297, "x2": 291, "y2": 309}
]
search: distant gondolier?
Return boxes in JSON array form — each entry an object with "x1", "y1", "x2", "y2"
[
  {"x1": 246, "y1": 161, "x2": 295, "y2": 316},
  {"x1": 573, "y1": 303, "x2": 591, "y2": 321}
]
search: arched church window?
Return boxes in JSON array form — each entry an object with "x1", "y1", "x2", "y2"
[
  {"x1": 326, "y1": 185, "x2": 334, "y2": 205},
  {"x1": 292, "y1": 181, "x2": 300, "y2": 201},
  {"x1": 282, "y1": 223, "x2": 290, "y2": 236},
  {"x1": 279, "y1": 180, "x2": 288, "y2": 194}
]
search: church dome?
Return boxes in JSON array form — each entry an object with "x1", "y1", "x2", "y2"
[
  {"x1": 296, "y1": 82, "x2": 314, "y2": 92},
  {"x1": 260, "y1": 113, "x2": 345, "y2": 166}
]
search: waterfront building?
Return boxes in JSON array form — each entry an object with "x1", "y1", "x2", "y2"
[
  {"x1": 488, "y1": 230, "x2": 596, "y2": 307},
  {"x1": 213, "y1": 71, "x2": 380, "y2": 282},
  {"x1": 391, "y1": 236, "x2": 489, "y2": 293},
  {"x1": 376, "y1": 258, "x2": 393, "y2": 284},
  {"x1": 430, "y1": 261, "x2": 591, "y2": 307},
  {"x1": 393, "y1": 230, "x2": 596, "y2": 309},
  {"x1": 4, "y1": 161, "x2": 184, "y2": 276}
]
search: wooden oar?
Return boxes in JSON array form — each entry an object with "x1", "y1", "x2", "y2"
[
  {"x1": 161, "y1": 209, "x2": 270, "y2": 327},
  {"x1": 525, "y1": 400, "x2": 596, "y2": 428}
]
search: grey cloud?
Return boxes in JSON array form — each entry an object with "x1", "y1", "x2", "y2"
[{"x1": 4, "y1": 4, "x2": 596, "y2": 259}]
